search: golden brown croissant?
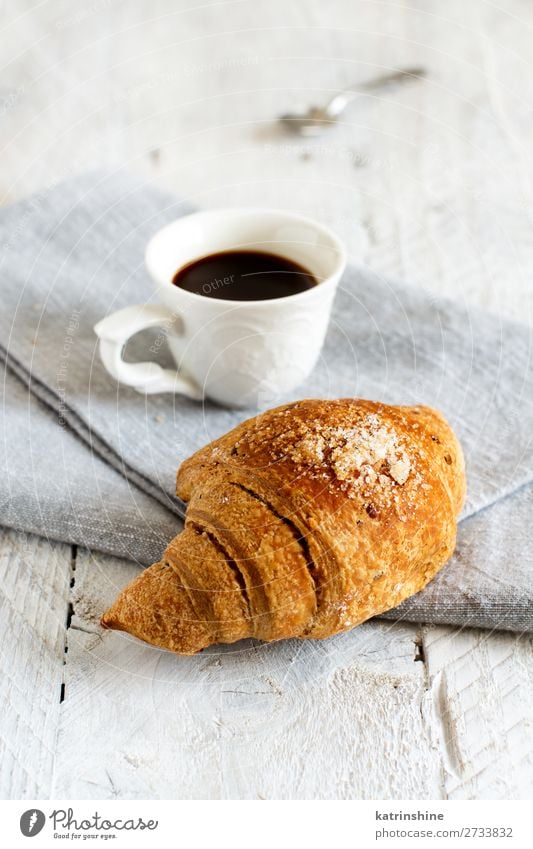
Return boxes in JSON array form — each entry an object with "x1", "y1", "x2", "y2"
[{"x1": 101, "y1": 399, "x2": 465, "y2": 654}]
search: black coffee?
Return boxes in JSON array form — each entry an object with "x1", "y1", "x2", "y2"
[{"x1": 172, "y1": 250, "x2": 317, "y2": 301}]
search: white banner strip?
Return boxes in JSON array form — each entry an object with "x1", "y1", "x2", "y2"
[{"x1": 1, "y1": 799, "x2": 530, "y2": 848}]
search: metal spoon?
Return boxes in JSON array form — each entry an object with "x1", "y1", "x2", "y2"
[{"x1": 279, "y1": 67, "x2": 426, "y2": 137}]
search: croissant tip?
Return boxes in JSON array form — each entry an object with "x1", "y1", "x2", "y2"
[
  {"x1": 100, "y1": 609, "x2": 120, "y2": 631},
  {"x1": 97, "y1": 560, "x2": 215, "y2": 655}
]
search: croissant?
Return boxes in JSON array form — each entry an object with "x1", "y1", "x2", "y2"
[{"x1": 101, "y1": 399, "x2": 465, "y2": 654}]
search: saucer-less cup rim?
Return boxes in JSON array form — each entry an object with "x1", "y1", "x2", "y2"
[
  {"x1": 94, "y1": 207, "x2": 346, "y2": 401},
  {"x1": 145, "y1": 207, "x2": 347, "y2": 305}
]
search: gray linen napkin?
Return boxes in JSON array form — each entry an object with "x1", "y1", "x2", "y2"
[
  {"x1": 0, "y1": 169, "x2": 532, "y2": 632},
  {"x1": 1, "y1": 368, "x2": 180, "y2": 564}
]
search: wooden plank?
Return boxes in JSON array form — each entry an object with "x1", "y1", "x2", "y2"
[
  {"x1": 52, "y1": 547, "x2": 442, "y2": 799},
  {"x1": 423, "y1": 625, "x2": 533, "y2": 799},
  {"x1": 0, "y1": 529, "x2": 71, "y2": 799}
]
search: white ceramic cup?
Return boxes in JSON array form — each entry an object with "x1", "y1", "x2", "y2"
[{"x1": 94, "y1": 208, "x2": 346, "y2": 407}]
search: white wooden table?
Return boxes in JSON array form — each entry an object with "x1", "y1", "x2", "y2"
[{"x1": 1, "y1": 0, "x2": 532, "y2": 800}]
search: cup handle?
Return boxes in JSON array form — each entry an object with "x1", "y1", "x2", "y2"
[{"x1": 94, "y1": 304, "x2": 203, "y2": 398}]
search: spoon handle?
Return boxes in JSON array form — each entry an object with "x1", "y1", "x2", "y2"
[{"x1": 326, "y1": 67, "x2": 426, "y2": 116}]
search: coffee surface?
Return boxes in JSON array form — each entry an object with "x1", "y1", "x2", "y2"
[{"x1": 172, "y1": 250, "x2": 317, "y2": 301}]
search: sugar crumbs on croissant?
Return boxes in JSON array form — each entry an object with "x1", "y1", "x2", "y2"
[{"x1": 101, "y1": 398, "x2": 466, "y2": 654}]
